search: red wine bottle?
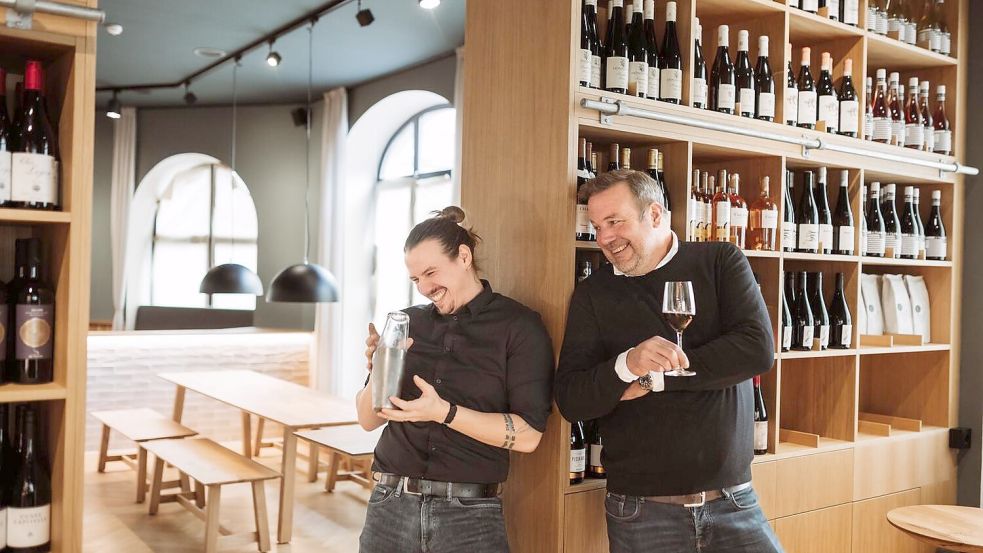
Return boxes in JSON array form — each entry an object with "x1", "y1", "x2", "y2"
[
  {"x1": 753, "y1": 375, "x2": 768, "y2": 455},
  {"x1": 692, "y1": 19, "x2": 708, "y2": 109},
  {"x1": 11, "y1": 238, "x2": 54, "y2": 384},
  {"x1": 837, "y1": 59, "x2": 859, "y2": 138},
  {"x1": 710, "y1": 25, "x2": 735, "y2": 114},
  {"x1": 924, "y1": 190, "x2": 946, "y2": 260},
  {"x1": 791, "y1": 272, "x2": 815, "y2": 351},
  {"x1": 865, "y1": 182, "x2": 886, "y2": 257},
  {"x1": 754, "y1": 36, "x2": 775, "y2": 122},
  {"x1": 814, "y1": 167, "x2": 833, "y2": 255},
  {"x1": 784, "y1": 43, "x2": 798, "y2": 126},
  {"x1": 735, "y1": 30, "x2": 755, "y2": 118},
  {"x1": 782, "y1": 169, "x2": 796, "y2": 252},
  {"x1": 882, "y1": 183, "x2": 901, "y2": 258},
  {"x1": 808, "y1": 271, "x2": 830, "y2": 350},
  {"x1": 569, "y1": 421, "x2": 586, "y2": 485},
  {"x1": 832, "y1": 170, "x2": 854, "y2": 255},
  {"x1": 643, "y1": 0, "x2": 660, "y2": 100},
  {"x1": 626, "y1": 2, "x2": 649, "y2": 97},
  {"x1": 658, "y1": 1, "x2": 682, "y2": 104},
  {"x1": 796, "y1": 47, "x2": 817, "y2": 129},
  {"x1": 6, "y1": 405, "x2": 51, "y2": 553},
  {"x1": 576, "y1": 138, "x2": 593, "y2": 241},
  {"x1": 780, "y1": 276, "x2": 793, "y2": 352},
  {"x1": 816, "y1": 52, "x2": 838, "y2": 133},
  {"x1": 796, "y1": 171, "x2": 819, "y2": 254},
  {"x1": 604, "y1": 0, "x2": 629, "y2": 94},
  {"x1": 899, "y1": 186, "x2": 918, "y2": 259},
  {"x1": 828, "y1": 272, "x2": 853, "y2": 349},
  {"x1": 0, "y1": 67, "x2": 12, "y2": 206},
  {"x1": 0, "y1": 403, "x2": 9, "y2": 547},
  {"x1": 587, "y1": 420, "x2": 606, "y2": 478},
  {"x1": 11, "y1": 61, "x2": 58, "y2": 211}
]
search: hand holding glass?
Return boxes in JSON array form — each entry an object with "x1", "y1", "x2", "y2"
[
  {"x1": 662, "y1": 281, "x2": 696, "y2": 377},
  {"x1": 371, "y1": 312, "x2": 411, "y2": 411}
]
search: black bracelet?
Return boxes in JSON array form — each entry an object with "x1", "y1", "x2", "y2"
[{"x1": 443, "y1": 403, "x2": 457, "y2": 425}]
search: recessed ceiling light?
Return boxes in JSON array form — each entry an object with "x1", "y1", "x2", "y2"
[
  {"x1": 193, "y1": 47, "x2": 227, "y2": 59},
  {"x1": 103, "y1": 22, "x2": 123, "y2": 36},
  {"x1": 418, "y1": 0, "x2": 440, "y2": 8}
]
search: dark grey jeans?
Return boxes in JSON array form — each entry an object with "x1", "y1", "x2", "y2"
[
  {"x1": 605, "y1": 486, "x2": 785, "y2": 553},
  {"x1": 359, "y1": 481, "x2": 510, "y2": 553}
]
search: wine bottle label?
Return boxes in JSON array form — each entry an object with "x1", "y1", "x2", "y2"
[
  {"x1": 891, "y1": 120, "x2": 906, "y2": 146},
  {"x1": 837, "y1": 226, "x2": 855, "y2": 253},
  {"x1": 884, "y1": 230, "x2": 898, "y2": 253},
  {"x1": 758, "y1": 92, "x2": 776, "y2": 118},
  {"x1": 570, "y1": 448, "x2": 586, "y2": 473},
  {"x1": 918, "y1": 28, "x2": 940, "y2": 51},
  {"x1": 716, "y1": 83, "x2": 736, "y2": 110},
  {"x1": 782, "y1": 325, "x2": 792, "y2": 350},
  {"x1": 591, "y1": 56, "x2": 602, "y2": 88},
  {"x1": 606, "y1": 56, "x2": 630, "y2": 90},
  {"x1": 11, "y1": 153, "x2": 58, "y2": 206},
  {"x1": 844, "y1": 0, "x2": 859, "y2": 25},
  {"x1": 926, "y1": 236, "x2": 947, "y2": 259},
  {"x1": 906, "y1": 22, "x2": 918, "y2": 45},
  {"x1": 797, "y1": 223, "x2": 819, "y2": 250},
  {"x1": 934, "y1": 130, "x2": 952, "y2": 154},
  {"x1": 660, "y1": 69, "x2": 683, "y2": 101},
  {"x1": 738, "y1": 88, "x2": 755, "y2": 116},
  {"x1": 840, "y1": 324, "x2": 853, "y2": 347},
  {"x1": 754, "y1": 421, "x2": 768, "y2": 451},
  {"x1": 859, "y1": 227, "x2": 867, "y2": 255},
  {"x1": 577, "y1": 205, "x2": 591, "y2": 236},
  {"x1": 760, "y1": 210, "x2": 779, "y2": 230},
  {"x1": 0, "y1": 151, "x2": 11, "y2": 203},
  {"x1": 873, "y1": 117, "x2": 892, "y2": 141},
  {"x1": 7, "y1": 505, "x2": 50, "y2": 548},
  {"x1": 820, "y1": 223, "x2": 834, "y2": 251},
  {"x1": 579, "y1": 49, "x2": 593, "y2": 85},
  {"x1": 16, "y1": 304, "x2": 53, "y2": 361},
  {"x1": 693, "y1": 78, "x2": 708, "y2": 107},
  {"x1": 801, "y1": 0, "x2": 818, "y2": 11},
  {"x1": 785, "y1": 87, "x2": 799, "y2": 124},
  {"x1": 905, "y1": 124, "x2": 924, "y2": 147},
  {"x1": 827, "y1": 0, "x2": 839, "y2": 20},
  {"x1": 941, "y1": 32, "x2": 951, "y2": 56},
  {"x1": 628, "y1": 61, "x2": 648, "y2": 97},
  {"x1": 798, "y1": 91, "x2": 818, "y2": 125},
  {"x1": 715, "y1": 201, "x2": 731, "y2": 228},
  {"x1": 839, "y1": 100, "x2": 859, "y2": 133},
  {"x1": 800, "y1": 325, "x2": 814, "y2": 346},
  {"x1": 866, "y1": 231, "x2": 886, "y2": 255},
  {"x1": 647, "y1": 66, "x2": 661, "y2": 99},
  {"x1": 923, "y1": 124, "x2": 935, "y2": 151},
  {"x1": 589, "y1": 443, "x2": 603, "y2": 467},
  {"x1": 865, "y1": 8, "x2": 877, "y2": 31},
  {"x1": 887, "y1": 17, "x2": 903, "y2": 37},
  {"x1": 782, "y1": 221, "x2": 797, "y2": 248},
  {"x1": 730, "y1": 206, "x2": 749, "y2": 228},
  {"x1": 864, "y1": 111, "x2": 874, "y2": 139},
  {"x1": 817, "y1": 325, "x2": 830, "y2": 348},
  {"x1": 900, "y1": 233, "x2": 918, "y2": 257},
  {"x1": 876, "y1": 13, "x2": 888, "y2": 35},
  {"x1": 819, "y1": 95, "x2": 839, "y2": 131}
]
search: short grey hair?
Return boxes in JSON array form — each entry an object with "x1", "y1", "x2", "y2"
[{"x1": 578, "y1": 169, "x2": 665, "y2": 217}]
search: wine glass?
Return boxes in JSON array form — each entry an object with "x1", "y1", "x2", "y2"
[{"x1": 662, "y1": 281, "x2": 696, "y2": 377}]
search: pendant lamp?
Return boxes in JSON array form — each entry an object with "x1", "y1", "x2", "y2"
[
  {"x1": 267, "y1": 21, "x2": 340, "y2": 303},
  {"x1": 200, "y1": 59, "x2": 264, "y2": 296}
]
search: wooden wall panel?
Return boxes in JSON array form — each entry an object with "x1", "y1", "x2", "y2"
[
  {"x1": 563, "y1": 490, "x2": 609, "y2": 553},
  {"x1": 752, "y1": 461, "x2": 778, "y2": 521},
  {"x1": 851, "y1": 489, "x2": 930, "y2": 553},
  {"x1": 775, "y1": 504, "x2": 852, "y2": 553},
  {"x1": 776, "y1": 449, "x2": 854, "y2": 517}
]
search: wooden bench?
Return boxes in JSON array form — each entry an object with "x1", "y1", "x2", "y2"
[
  {"x1": 295, "y1": 425, "x2": 383, "y2": 492},
  {"x1": 90, "y1": 408, "x2": 198, "y2": 503},
  {"x1": 144, "y1": 438, "x2": 281, "y2": 553}
]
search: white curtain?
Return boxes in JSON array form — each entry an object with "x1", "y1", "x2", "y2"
[
  {"x1": 312, "y1": 88, "x2": 348, "y2": 393},
  {"x1": 452, "y1": 46, "x2": 464, "y2": 205},
  {"x1": 110, "y1": 107, "x2": 137, "y2": 330}
]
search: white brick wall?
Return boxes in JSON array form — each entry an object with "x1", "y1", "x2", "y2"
[{"x1": 86, "y1": 331, "x2": 312, "y2": 452}]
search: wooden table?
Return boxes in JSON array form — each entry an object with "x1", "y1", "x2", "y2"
[
  {"x1": 159, "y1": 370, "x2": 357, "y2": 544},
  {"x1": 887, "y1": 505, "x2": 983, "y2": 553}
]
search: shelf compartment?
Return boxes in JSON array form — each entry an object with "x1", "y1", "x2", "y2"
[
  {"x1": 781, "y1": 348, "x2": 856, "y2": 359},
  {"x1": 780, "y1": 355, "x2": 857, "y2": 443},
  {"x1": 859, "y1": 411, "x2": 923, "y2": 433},
  {"x1": 860, "y1": 257, "x2": 952, "y2": 268},
  {"x1": 0, "y1": 382, "x2": 67, "y2": 403},
  {"x1": 860, "y1": 349, "x2": 949, "y2": 428},
  {"x1": 861, "y1": 264, "x2": 952, "y2": 345},
  {"x1": 789, "y1": 7, "x2": 863, "y2": 44},
  {"x1": 865, "y1": 32, "x2": 957, "y2": 72},
  {"x1": 859, "y1": 343, "x2": 951, "y2": 355}
]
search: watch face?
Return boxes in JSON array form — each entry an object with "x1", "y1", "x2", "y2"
[{"x1": 638, "y1": 374, "x2": 653, "y2": 390}]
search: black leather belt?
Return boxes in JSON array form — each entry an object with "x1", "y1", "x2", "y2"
[
  {"x1": 643, "y1": 482, "x2": 753, "y2": 507},
  {"x1": 375, "y1": 473, "x2": 501, "y2": 499}
]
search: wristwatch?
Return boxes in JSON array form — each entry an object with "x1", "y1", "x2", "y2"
[{"x1": 637, "y1": 373, "x2": 654, "y2": 391}]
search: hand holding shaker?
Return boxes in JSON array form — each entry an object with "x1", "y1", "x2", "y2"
[{"x1": 371, "y1": 311, "x2": 411, "y2": 412}]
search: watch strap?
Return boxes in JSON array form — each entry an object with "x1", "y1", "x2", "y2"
[{"x1": 443, "y1": 403, "x2": 458, "y2": 425}]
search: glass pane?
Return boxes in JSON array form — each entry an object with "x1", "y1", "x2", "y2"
[
  {"x1": 411, "y1": 175, "x2": 454, "y2": 306},
  {"x1": 373, "y1": 185, "x2": 412, "y2": 325},
  {"x1": 155, "y1": 164, "x2": 212, "y2": 239},
  {"x1": 151, "y1": 242, "x2": 208, "y2": 307},
  {"x1": 417, "y1": 108, "x2": 456, "y2": 175},
  {"x1": 212, "y1": 167, "x2": 259, "y2": 240},
  {"x1": 379, "y1": 125, "x2": 415, "y2": 180}
]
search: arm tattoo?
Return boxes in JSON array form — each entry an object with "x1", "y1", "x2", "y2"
[{"x1": 502, "y1": 414, "x2": 517, "y2": 450}]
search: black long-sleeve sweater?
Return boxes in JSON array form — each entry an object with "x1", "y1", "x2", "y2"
[{"x1": 555, "y1": 241, "x2": 774, "y2": 497}]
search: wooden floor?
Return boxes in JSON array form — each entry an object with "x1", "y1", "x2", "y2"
[{"x1": 82, "y1": 446, "x2": 369, "y2": 552}]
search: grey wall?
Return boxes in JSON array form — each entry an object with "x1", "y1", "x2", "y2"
[
  {"x1": 348, "y1": 54, "x2": 456, "y2": 125},
  {"x1": 91, "y1": 116, "x2": 115, "y2": 323},
  {"x1": 958, "y1": 2, "x2": 983, "y2": 508}
]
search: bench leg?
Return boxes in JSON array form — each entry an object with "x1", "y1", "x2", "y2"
[
  {"x1": 277, "y1": 428, "x2": 298, "y2": 544},
  {"x1": 251, "y1": 481, "x2": 271, "y2": 553},
  {"x1": 149, "y1": 457, "x2": 165, "y2": 515},
  {"x1": 194, "y1": 479, "x2": 206, "y2": 509},
  {"x1": 136, "y1": 446, "x2": 148, "y2": 503},
  {"x1": 307, "y1": 443, "x2": 319, "y2": 482},
  {"x1": 241, "y1": 412, "x2": 252, "y2": 458},
  {"x1": 204, "y1": 485, "x2": 222, "y2": 553},
  {"x1": 253, "y1": 418, "x2": 265, "y2": 456},
  {"x1": 325, "y1": 452, "x2": 341, "y2": 493},
  {"x1": 97, "y1": 425, "x2": 110, "y2": 473},
  {"x1": 180, "y1": 472, "x2": 191, "y2": 495}
]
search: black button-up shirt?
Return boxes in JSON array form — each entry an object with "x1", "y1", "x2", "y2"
[{"x1": 371, "y1": 280, "x2": 554, "y2": 484}]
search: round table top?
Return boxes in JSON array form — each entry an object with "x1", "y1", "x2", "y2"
[{"x1": 887, "y1": 505, "x2": 983, "y2": 553}]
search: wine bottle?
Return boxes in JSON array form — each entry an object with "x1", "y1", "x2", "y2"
[
  {"x1": 579, "y1": 0, "x2": 596, "y2": 87},
  {"x1": 11, "y1": 238, "x2": 54, "y2": 384},
  {"x1": 587, "y1": 421, "x2": 606, "y2": 478},
  {"x1": 796, "y1": 47, "x2": 817, "y2": 129},
  {"x1": 608, "y1": 143, "x2": 620, "y2": 171},
  {"x1": 688, "y1": 169, "x2": 700, "y2": 241},
  {"x1": 887, "y1": 0, "x2": 906, "y2": 41},
  {"x1": 809, "y1": 271, "x2": 830, "y2": 350},
  {"x1": 620, "y1": 146, "x2": 632, "y2": 170},
  {"x1": 0, "y1": 67, "x2": 12, "y2": 207},
  {"x1": 872, "y1": 69, "x2": 891, "y2": 143},
  {"x1": 913, "y1": 187, "x2": 925, "y2": 258},
  {"x1": 657, "y1": 150, "x2": 670, "y2": 211},
  {"x1": 801, "y1": 0, "x2": 818, "y2": 13},
  {"x1": 754, "y1": 36, "x2": 775, "y2": 122},
  {"x1": 866, "y1": 0, "x2": 879, "y2": 32},
  {"x1": 604, "y1": 0, "x2": 629, "y2": 94},
  {"x1": 753, "y1": 375, "x2": 768, "y2": 455},
  {"x1": 864, "y1": 76, "x2": 874, "y2": 141},
  {"x1": 577, "y1": 260, "x2": 593, "y2": 283},
  {"x1": 643, "y1": 0, "x2": 660, "y2": 100},
  {"x1": 11, "y1": 60, "x2": 58, "y2": 211},
  {"x1": 625, "y1": 3, "x2": 632, "y2": 33},
  {"x1": 701, "y1": 171, "x2": 712, "y2": 242},
  {"x1": 791, "y1": 272, "x2": 815, "y2": 351},
  {"x1": 785, "y1": 43, "x2": 798, "y2": 127},
  {"x1": 832, "y1": 170, "x2": 854, "y2": 255},
  {"x1": 7, "y1": 405, "x2": 51, "y2": 553},
  {"x1": 828, "y1": 272, "x2": 853, "y2": 349},
  {"x1": 817, "y1": 52, "x2": 838, "y2": 134},
  {"x1": 814, "y1": 167, "x2": 833, "y2": 255},
  {"x1": 865, "y1": 182, "x2": 886, "y2": 257},
  {"x1": 919, "y1": 81, "x2": 935, "y2": 153},
  {"x1": 899, "y1": 186, "x2": 918, "y2": 259},
  {"x1": 859, "y1": 183, "x2": 868, "y2": 256},
  {"x1": 569, "y1": 421, "x2": 586, "y2": 485},
  {"x1": 888, "y1": 72, "x2": 905, "y2": 147},
  {"x1": 710, "y1": 25, "x2": 736, "y2": 114},
  {"x1": 933, "y1": 85, "x2": 951, "y2": 155},
  {"x1": 876, "y1": 0, "x2": 890, "y2": 35},
  {"x1": 783, "y1": 169, "x2": 797, "y2": 252},
  {"x1": 586, "y1": 141, "x2": 596, "y2": 177},
  {"x1": 917, "y1": 0, "x2": 941, "y2": 52},
  {"x1": 925, "y1": 190, "x2": 946, "y2": 260},
  {"x1": 6, "y1": 239, "x2": 27, "y2": 381},
  {"x1": 936, "y1": 0, "x2": 950, "y2": 56},
  {"x1": 729, "y1": 173, "x2": 748, "y2": 249},
  {"x1": 712, "y1": 173, "x2": 731, "y2": 242},
  {"x1": 692, "y1": 18, "x2": 708, "y2": 109},
  {"x1": 659, "y1": 2, "x2": 683, "y2": 104},
  {"x1": 626, "y1": 2, "x2": 648, "y2": 97},
  {"x1": 882, "y1": 183, "x2": 901, "y2": 258},
  {"x1": 0, "y1": 404, "x2": 8, "y2": 549},
  {"x1": 796, "y1": 171, "x2": 820, "y2": 254},
  {"x1": 837, "y1": 59, "x2": 859, "y2": 138},
  {"x1": 576, "y1": 138, "x2": 593, "y2": 242},
  {"x1": 780, "y1": 276, "x2": 793, "y2": 352},
  {"x1": 843, "y1": 0, "x2": 860, "y2": 26},
  {"x1": 903, "y1": 0, "x2": 919, "y2": 45},
  {"x1": 647, "y1": 148, "x2": 670, "y2": 223},
  {"x1": 735, "y1": 30, "x2": 756, "y2": 119},
  {"x1": 588, "y1": 1, "x2": 603, "y2": 88},
  {"x1": 828, "y1": 0, "x2": 841, "y2": 22},
  {"x1": 749, "y1": 176, "x2": 778, "y2": 251}
]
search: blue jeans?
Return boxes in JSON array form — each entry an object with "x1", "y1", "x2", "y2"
[
  {"x1": 605, "y1": 486, "x2": 785, "y2": 553},
  {"x1": 359, "y1": 481, "x2": 510, "y2": 553}
]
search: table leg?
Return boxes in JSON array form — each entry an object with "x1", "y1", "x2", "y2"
[
  {"x1": 172, "y1": 386, "x2": 187, "y2": 422},
  {"x1": 307, "y1": 442, "x2": 320, "y2": 483},
  {"x1": 241, "y1": 412, "x2": 252, "y2": 458},
  {"x1": 254, "y1": 418, "x2": 265, "y2": 455},
  {"x1": 136, "y1": 446, "x2": 148, "y2": 503},
  {"x1": 277, "y1": 427, "x2": 298, "y2": 544}
]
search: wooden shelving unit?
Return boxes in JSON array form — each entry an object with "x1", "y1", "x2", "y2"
[
  {"x1": 461, "y1": 1, "x2": 966, "y2": 552},
  {"x1": 0, "y1": 7, "x2": 96, "y2": 553}
]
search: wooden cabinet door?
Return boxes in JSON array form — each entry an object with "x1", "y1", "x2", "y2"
[
  {"x1": 563, "y1": 489, "x2": 609, "y2": 553},
  {"x1": 775, "y1": 504, "x2": 852, "y2": 553},
  {"x1": 852, "y1": 489, "x2": 932, "y2": 553}
]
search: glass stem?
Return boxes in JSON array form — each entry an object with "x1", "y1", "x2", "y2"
[{"x1": 676, "y1": 331, "x2": 683, "y2": 350}]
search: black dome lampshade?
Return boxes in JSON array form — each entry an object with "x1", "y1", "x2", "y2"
[
  {"x1": 199, "y1": 263, "x2": 264, "y2": 295},
  {"x1": 266, "y1": 262, "x2": 339, "y2": 303}
]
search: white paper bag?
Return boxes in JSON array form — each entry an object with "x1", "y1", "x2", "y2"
[
  {"x1": 861, "y1": 274, "x2": 884, "y2": 335},
  {"x1": 881, "y1": 274, "x2": 914, "y2": 334},
  {"x1": 904, "y1": 275, "x2": 931, "y2": 342},
  {"x1": 857, "y1": 279, "x2": 867, "y2": 335}
]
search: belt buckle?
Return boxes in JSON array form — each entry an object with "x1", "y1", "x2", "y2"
[
  {"x1": 683, "y1": 491, "x2": 706, "y2": 508},
  {"x1": 402, "y1": 476, "x2": 422, "y2": 496}
]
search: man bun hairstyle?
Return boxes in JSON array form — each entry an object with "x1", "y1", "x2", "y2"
[{"x1": 404, "y1": 205, "x2": 482, "y2": 272}]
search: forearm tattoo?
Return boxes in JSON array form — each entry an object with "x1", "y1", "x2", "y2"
[{"x1": 502, "y1": 414, "x2": 516, "y2": 450}]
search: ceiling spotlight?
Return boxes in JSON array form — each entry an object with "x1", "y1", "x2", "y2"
[
  {"x1": 356, "y1": 0, "x2": 374, "y2": 26},
  {"x1": 103, "y1": 22, "x2": 123, "y2": 36},
  {"x1": 266, "y1": 40, "x2": 282, "y2": 67},
  {"x1": 183, "y1": 82, "x2": 197, "y2": 105},
  {"x1": 418, "y1": 0, "x2": 440, "y2": 8},
  {"x1": 106, "y1": 91, "x2": 121, "y2": 119}
]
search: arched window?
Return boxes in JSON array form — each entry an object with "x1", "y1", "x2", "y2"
[{"x1": 372, "y1": 104, "x2": 455, "y2": 324}]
